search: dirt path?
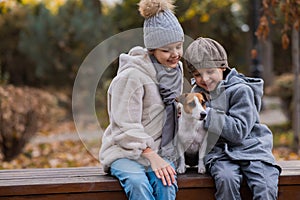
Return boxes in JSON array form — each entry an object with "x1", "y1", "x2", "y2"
[{"x1": 260, "y1": 96, "x2": 288, "y2": 126}]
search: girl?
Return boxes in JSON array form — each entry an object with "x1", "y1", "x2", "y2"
[{"x1": 99, "y1": 0, "x2": 184, "y2": 199}]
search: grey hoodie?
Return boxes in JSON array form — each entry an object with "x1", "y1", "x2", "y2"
[
  {"x1": 192, "y1": 68, "x2": 278, "y2": 168},
  {"x1": 99, "y1": 46, "x2": 183, "y2": 172}
]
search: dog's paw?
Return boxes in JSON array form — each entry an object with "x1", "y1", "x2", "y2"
[
  {"x1": 198, "y1": 161, "x2": 206, "y2": 174},
  {"x1": 176, "y1": 165, "x2": 186, "y2": 174},
  {"x1": 198, "y1": 167, "x2": 206, "y2": 174}
]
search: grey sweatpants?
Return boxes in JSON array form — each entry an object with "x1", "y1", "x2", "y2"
[{"x1": 209, "y1": 160, "x2": 280, "y2": 200}]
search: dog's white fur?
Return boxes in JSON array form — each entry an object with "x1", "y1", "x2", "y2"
[{"x1": 176, "y1": 93, "x2": 208, "y2": 174}]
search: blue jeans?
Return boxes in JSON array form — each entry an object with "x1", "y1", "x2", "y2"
[
  {"x1": 209, "y1": 160, "x2": 280, "y2": 200},
  {"x1": 110, "y1": 158, "x2": 178, "y2": 200}
]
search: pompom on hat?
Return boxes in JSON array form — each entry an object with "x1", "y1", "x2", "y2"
[
  {"x1": 184, "y1": 37, "x2": 229, "y2": 72},
  {"x1": 138, "y1": 0, "x2": 184, "y2": 49}
]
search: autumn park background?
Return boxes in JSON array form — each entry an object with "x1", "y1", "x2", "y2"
[{"x1": 0, "y1": 0, "x2": 299, "y2": 169}]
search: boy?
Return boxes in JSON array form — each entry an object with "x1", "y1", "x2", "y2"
[{"x1": 184, "y1": 37, "x2": 281, "y2": 200}]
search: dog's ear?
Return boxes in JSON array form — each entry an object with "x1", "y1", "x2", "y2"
[
  {"x1": 176, "y1": 93, "x2": 188, "y2": 104},
  {"x1": 201, "y1": 91, "x2": 210, "y2": 102}
]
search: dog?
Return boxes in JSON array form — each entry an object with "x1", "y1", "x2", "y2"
[{"x1": 176, "y1": 92, "x2": 209, "y2": 174}]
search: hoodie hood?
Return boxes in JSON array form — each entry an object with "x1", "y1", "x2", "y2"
[
  {"x1": 118, "y1": 46, "x2": 157, "y2": 82},
  {"x1": 222, "y1": 68, "x2": 264, "y2": 111}
]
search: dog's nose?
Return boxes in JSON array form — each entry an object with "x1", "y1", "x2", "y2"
[{"x1": 200, "y1": 111, "x2": 207, "y2": 120}]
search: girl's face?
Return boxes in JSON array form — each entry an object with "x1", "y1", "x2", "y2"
[
  {"x1": 152, "y1": 42, "x2": 183, "y2": 68},
  {"x1": 192, "y1": 68, "x2": 225, "y2": 91}
]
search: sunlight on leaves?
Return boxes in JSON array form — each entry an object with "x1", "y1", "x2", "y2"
[
  {"x1": 22, "y1": 0, "x2": 67, "y2": 14},
  {"x1": 199, "y1": 13, "x2": 209, "y2": 22}
]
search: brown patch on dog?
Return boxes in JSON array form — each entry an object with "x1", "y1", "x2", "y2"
[
  {"x1": 194, "y1": 93, "x2": 207, "y2": 109},
  {"x1": 177, "y1": 93, "x2": 207, "y2": 114}
]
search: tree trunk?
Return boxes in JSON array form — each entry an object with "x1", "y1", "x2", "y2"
[
  {"x1": 291, "y1": 27, "x2": 300, "y2": 154},
  {"x1": 261, "y1": 37, "x2": 274, "y2": 87}
]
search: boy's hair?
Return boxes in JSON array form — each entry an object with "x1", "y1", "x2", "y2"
[
  {"x1": 138, "y1": 0, "x2": 184, "y2": 49},
  {"x1": 184, "y1": 37, "x2": 228, "y2": 70}
]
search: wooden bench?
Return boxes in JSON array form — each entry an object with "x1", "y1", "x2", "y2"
[{"x1": 0, "y1": 160, "x2": 300, "y2": 200}]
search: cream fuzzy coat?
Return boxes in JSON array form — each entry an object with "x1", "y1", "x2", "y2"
[{"x1": 99, "y1": 46, "x2": 183, "y2": 172}]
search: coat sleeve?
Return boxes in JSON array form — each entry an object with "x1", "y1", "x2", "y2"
[
  {"x1": 205, "y1": 85, "x2": 257, "y2": 145},
  {"x1": 109, "y1": 74, "x2": 154, "y2": 157}
]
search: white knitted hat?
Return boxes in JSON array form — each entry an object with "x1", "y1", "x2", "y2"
[
  {"x1": 185, "y1": 37, "x2": 228, "y2": 71},
  {"x1": 138, "y1": 0, "x2": 184, "y2": 49}
]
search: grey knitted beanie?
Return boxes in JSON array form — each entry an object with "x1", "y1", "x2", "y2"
[
  {"x1": 184, "y1": 37, "x2": 228, "y2": 71},
  {"x1": 138, "y1": 0, "x2": 184, "y2": 49}
]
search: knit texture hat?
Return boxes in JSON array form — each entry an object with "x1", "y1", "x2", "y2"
[
  {"x1": 184, "y1": 37, "x2": 228, "y2": 72},
  {"x1": 138, "y1": 0, "x2": 184, "y2": 49}
]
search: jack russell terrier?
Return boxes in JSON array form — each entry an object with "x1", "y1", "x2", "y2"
[{"x1": 176, "y1": 92, "x2": 209, "y2": 174}]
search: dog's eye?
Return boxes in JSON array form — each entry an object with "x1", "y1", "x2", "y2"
[{"x1": 188, "y1": 101, "x2": 196, "y2": 107}]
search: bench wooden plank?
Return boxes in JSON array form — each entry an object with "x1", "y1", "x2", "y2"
[
  {"x1": 0, "y1": 192, "x2": 127, "y2": 200},
  {"x1": 0, "y1": 161, "x2": 300, "y2": 199}
]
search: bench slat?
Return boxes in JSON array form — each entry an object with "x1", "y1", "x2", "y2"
[{"x1": 0, "y1": 161, "x2": 300, "y2": 199}]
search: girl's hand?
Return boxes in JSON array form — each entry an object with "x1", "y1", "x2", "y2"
[{"x1": 142, "y1": 148, "x2": 176, "y2": 186}]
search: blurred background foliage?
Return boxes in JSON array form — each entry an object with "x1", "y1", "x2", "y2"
[
  {"x1": 1, "y1": 0, "x2": 114, "y2": 86},
  {"x1": 0, "y1": 0, "x2": 299, "y2": 165},
  {"x1": 0, "y1": 0, "x2": 295, "y2": 87}
]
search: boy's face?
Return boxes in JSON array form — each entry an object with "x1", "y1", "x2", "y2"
[
  {"x1": 192, "y1": 68, "x2": 225, "y2": 91},
  {"x1": 152, "y1": 42, "x2": 183, "y2": 68}
]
